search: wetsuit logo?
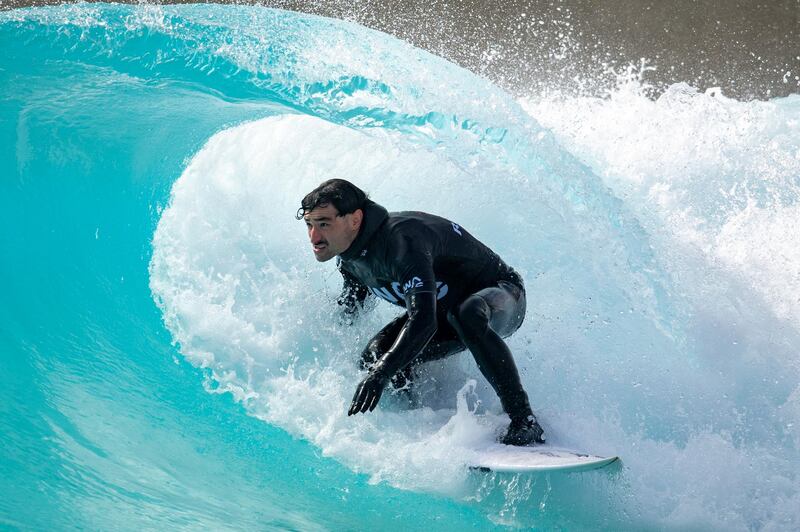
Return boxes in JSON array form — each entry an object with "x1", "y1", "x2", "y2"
[
  {"x1": 369, "y1": 281, "x2": 449, "y2": 304},
  {"x1": 451, "y1": 223, "x2": 462, "y2": 236},
  {"x1": 402, "y1": 276, "x2": 423, "y2": 292}
]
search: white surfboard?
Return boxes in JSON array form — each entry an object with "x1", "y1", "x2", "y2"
[{"x1": 468, "y1": 444, "x2": 620, "y2": 473}]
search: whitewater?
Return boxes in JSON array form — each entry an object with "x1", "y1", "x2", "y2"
[{"x1": 1, "y1": 3, "x2": 798, "y2": 530}]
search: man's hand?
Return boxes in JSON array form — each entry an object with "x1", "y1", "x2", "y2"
[{"x1": 348, "y1": 371, "x2": 388, "y2": 415}]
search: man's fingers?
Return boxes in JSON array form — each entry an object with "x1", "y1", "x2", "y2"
[
  {"x1": 359, "y1": 390, "x2": 373, "y2": 413},
  {"x1": 349, "y1": 396, "x2": 364, "y2": 416},
  {"x1": 358, "y1": 392, "x2": 369, "y2": 414},
  {"x1": 349, "y1": 382, "x2": 366, "y2": 415},
  {"x1": 350, "y1": 396, "x2": 364, "y2": 415},
  {"x1": 367, "y1": 392, "x2": 380, "y2": 412},
  {"x1": 348, "y1": 377, "x2": 384, "y2": 415}
]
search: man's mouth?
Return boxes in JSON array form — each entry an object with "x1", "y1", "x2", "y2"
[{"x1": 313, "y1": 242, "x2": 328, "y2": 252}]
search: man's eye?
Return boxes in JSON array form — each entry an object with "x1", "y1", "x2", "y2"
[{"x1": 320, "y1": 223, "x2": 329, "y2": 228}]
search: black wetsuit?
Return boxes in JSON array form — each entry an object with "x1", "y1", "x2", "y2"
[{"x1": 338, "y1": 199, "x2": 536, "y2": 425}]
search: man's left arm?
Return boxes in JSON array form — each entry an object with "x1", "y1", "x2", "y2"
[{"x1": 349, "y1": 238, "x2": 438, "y2": 415}]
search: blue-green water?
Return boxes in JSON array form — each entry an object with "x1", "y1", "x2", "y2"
[{"x1": 2, "y1": 4, "x2": 799, "y2": 529}]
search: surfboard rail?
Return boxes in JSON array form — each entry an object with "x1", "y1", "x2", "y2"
[{"x1": 467, "y1": 444, "x2": 620, "y2": 473}]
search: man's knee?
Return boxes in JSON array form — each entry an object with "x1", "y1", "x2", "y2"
[{"x1": 447, "y1": 294, "x2": 491, "y2": 338}]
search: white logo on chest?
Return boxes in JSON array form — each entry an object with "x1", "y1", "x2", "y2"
[
  {"x1": 369, "y1": 280, "x2": 449, "y2": 304},
  {"x1": 402, "y1": 276, "x2": 423, "y2": 292}
]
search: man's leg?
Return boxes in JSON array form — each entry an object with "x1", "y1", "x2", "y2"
[{"x1": 446, "y1": 281, "x2": 545, "y2": 445}]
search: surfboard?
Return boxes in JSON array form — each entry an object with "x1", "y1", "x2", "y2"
[{"x1": 468, "y1": 444, "x2": 620, "y2": 473}]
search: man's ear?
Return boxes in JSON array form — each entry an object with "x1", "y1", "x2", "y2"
[{"x1": 351, "y1": 208, "x2": 363, "y2": 230}]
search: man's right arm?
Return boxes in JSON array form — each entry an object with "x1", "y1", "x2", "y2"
[{"x1": 337, "y1": 267, "x2": 370, "y2": 321}]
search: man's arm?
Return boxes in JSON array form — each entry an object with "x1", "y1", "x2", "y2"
[
  {"x1": 369, "y1": 289, "x2": 437, "y2": 377},
  {"x1": 337, "y1": 266, "x2": 370, "y2": 321},
  {"x1": 349, "y1": 237, "x2": 438, "y2": 415}
]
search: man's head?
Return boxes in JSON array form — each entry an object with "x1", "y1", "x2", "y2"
[{"x1": 296, "y1": 179, "x2": 367, "y2": 262}]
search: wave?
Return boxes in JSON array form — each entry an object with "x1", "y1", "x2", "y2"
[{"x1": 2, "y1": 3, "x2": 799, "y2": 529}]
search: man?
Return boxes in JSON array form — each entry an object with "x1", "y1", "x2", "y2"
[{"x1": 297, "y1": 179, "x2": 545, "y2": 446}]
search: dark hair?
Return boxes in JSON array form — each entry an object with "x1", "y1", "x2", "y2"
[{"x1": 295, "y1": 179, "x2": 368, "y2": 219}]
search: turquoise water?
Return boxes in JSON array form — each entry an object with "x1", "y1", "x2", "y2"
[{"x1": 2, "y1": 4, "x2": 799, "y2": 530}]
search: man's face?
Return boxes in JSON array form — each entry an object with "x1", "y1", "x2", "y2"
[{"x1": 303, "y1": 204, "x2": 362, "y2": 262}]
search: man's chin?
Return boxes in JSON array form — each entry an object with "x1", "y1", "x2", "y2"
[{"x1": 313, "y1": 250, "x2": 335, "y2": 262}]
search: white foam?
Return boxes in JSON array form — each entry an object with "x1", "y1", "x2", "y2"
[
  {"x1": 522, "y1": 82, "x2": 800, "y2": 326},
  {"x1": 521, "y1": 79, "x2": 800, "y2": 528},
  {"x1": 151, "y1": 107, "x2": 800, "y2": 528},
  {"x1": 150, "y1": 114, "x2": 520, "y2": 493}
]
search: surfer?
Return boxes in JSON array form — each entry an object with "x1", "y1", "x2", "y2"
[{"x1": 298, "y1": 179, "x2": 545, "y2": 446}]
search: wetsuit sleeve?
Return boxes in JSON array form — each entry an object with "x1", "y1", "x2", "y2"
[
  {"x1": 337, "y1": 266, "x2": 370, "y2": 318},
  {"x1": 370, "y1": 235, "x2": 438, "y2": 378}
]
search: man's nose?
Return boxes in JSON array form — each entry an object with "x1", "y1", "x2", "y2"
[{"x1": 309, "y1": 225, "x2": 321, "y2": 243}]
